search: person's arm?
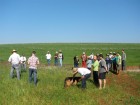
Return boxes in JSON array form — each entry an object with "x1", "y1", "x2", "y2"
[
  {"x1": 73, "y1": 71, "x2": 78, "y2": 78},
  {"x1": 8, "y1": 56, "x2": 12, "y2": 64},
  {"x1": 27, "y1": 58, "x2": 30, "y2": 65},
  {"x1": 37, "y1": 58, "x2": 40, "y2": 65}
]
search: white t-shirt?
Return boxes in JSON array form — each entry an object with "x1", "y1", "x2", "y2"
[
  {"x1": 20, "y1": 56, "x2": 26, "y2": 63},
  {"x1": 58, "y1": 53, "x2": 63, "y2": 59},
  {"x1": 8, "y1": 52, "x2": 21, "y2": 64},
  {"x1": 77, "y1": 68, "x2": 91, "y2": 76},
  {"x1": 90, "y1": 54, "x2": 94, "y2": 59},
  {"x1": 46, "y1": 54, "x2": 51, "y2": 60}
]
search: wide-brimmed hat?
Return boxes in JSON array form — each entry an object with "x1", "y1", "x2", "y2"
[{"x1": 12, "y1": 49, "x2": 17, "y2": 52}]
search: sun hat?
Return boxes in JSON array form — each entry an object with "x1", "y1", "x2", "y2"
[{"x1": 12, "y1": 49, "x2": 17, "y2": 52}]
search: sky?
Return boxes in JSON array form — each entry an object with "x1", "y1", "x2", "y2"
[{"x1": 0, "y1": 0, "x2": 140, "y2": 44}]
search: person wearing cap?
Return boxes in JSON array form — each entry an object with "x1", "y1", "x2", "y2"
[
  {"x1": 46, "y1": 51, "x2": 51, "y2": 66},
  {"x1": 28, "y1": 51, "x2": 39, "y2": 86},
  {"x1": 122, "y1": 49, "x2": 126, "y2": 70},
  {"x1": 20, "y1": 54, "x2": 27, "y2": 72},
  {"x1": 92, "y1": 55, "x2": 99, "y2": 86},
  {"x1": 73, "y1": 67, "x2": 91, "y2": 89},
  {"x1": 98, "y1": 54, "x2": 107, "y2": 89},
  {"x1": 81, "y1": 52, "x2": 87, "y2": 68},
  {"x1": 54, "y1": 51, "x2": 58, "y2": 66},
  {"x1": 8, "y1": 49, "x2": 21, "y2": 80}
]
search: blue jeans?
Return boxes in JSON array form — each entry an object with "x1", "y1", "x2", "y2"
[
  {"x1": 54, "y1": 59, "x2": 58, "y2": 66},
  {"x1": 29, "y1": 68, "x2": 37, "y2": 85},
  {"x1": 81, "y1": 73, "x2": 91, "y2": 89},
  {"x1": 20, "y1": 63, "x2": 26, "y2": 71},
  {"x1": 59, "y1": 58, "x2": 63, "y2": 67},
  {"x1": 47, "y1": 59, "x2": 51, "y2": 66},
  {"x1": 10, "y1": 64, "x2": 20, "y2": 80}
]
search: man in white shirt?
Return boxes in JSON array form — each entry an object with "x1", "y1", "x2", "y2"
[
  {"x1": 46, "y1": 51, "x2": 51, "y2": 66},
  {"x1": 8, "y1": 49, "x2": 21, "y2": 80},
  {"x1": 73, "y1": 67, "x2": 91, "y2": 89},
  {"x1": 20, "y1": 54, "x2": 26, "y2": 71}
]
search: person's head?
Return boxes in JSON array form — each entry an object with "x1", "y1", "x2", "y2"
[
  {"x1": 122, "y1": 49, "x2": 125, "y2": 53},
  {"x1": 12, "y1": 49, "x2": 17, "y2": 53},
  {"x1": 99, "y1": 54, "x2": 103, "y2": 59},
  {"x1": 59, "y1": 50, "x2": 62, "y2": 52},
  {"x1": 47, "y1": 51, "x2": 50, "y2": 54},
  {"x1": 113, "y1": 52, "x2": 116, "y2": 55},
  {"x1": 106, "y1": 54, "x2": 109, "y2": 56},
  {"x1": 93, "y1": 55, "x2": 97, "y2": 61},
  {"x1": 116, "y1": 52, "x2": 120, "y2": 56},
  {"x1": 83, "y1": 52, "x2": 85, "y2": 55},
  {"x1": 32, "y1": 51, "x2": 36, "y2": 55}
]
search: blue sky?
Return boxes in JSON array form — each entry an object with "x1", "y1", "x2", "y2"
[{"x1": 0, "y1": 0, "x2": 140, "y2": 44}]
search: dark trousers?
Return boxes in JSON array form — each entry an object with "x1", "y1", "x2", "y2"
[
  {"x1": 93, "y1": 71, "x2": 99, "y2": 85},
  {"x1": 81, "y1": 73, "x2": 91, "y2": 89},
  {"x1": 122, "y1": 60, "x2": 126, "y2": 70}
]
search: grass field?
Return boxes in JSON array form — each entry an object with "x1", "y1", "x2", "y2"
[
  {"x1": 0, "y1": 43, "x2": 140, "y2": 105},
  {"x1": 0, "y1": 43, "x2": 140, "y2": 66}
]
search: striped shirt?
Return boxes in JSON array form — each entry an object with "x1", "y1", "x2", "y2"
[{"x1": 28, "y1": 55, "x2": 39, "y2": 69}]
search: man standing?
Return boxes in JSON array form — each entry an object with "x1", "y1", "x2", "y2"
[
  {"x1": 8, "y1": 49, "x2": 21, "y2": 80},
  {"x1": 122, "y1": 49, "x2": 126, "y2": 70},
  {"x1": 54, "y1": 51, "x2": 58, "y2": 66},
  {"x1": 73, "y1": 67, "x2": 91, "y2": 89},
  {"x1": 98, "y1": 54, "x2": 107, "y2": 89},
  {"x1": 28, "y1": 51, "x2": 39, "y2": 86},
  {"x1": 46, "y1": 51, "x2": 51, "y2": 66},
  {"x1": 20, "y1": 54, "x2": 27, "y2": 71},
  {"x1": 58, "y1": 50, "x2": 63, "y2": 67}
]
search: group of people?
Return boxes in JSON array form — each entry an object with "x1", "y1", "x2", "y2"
[
  {"x1": 8, "y1": 49, "x2": 64, "y2": 85},
  {"x1": 8, "y1": 49, "x2": 126, "y2": 89},
  {"x1": 8, "y1": 50, "x2": 39, "y2": 85},
  {"x1": 72, "y1": 49, "x2": 126, "y2": 89},
  {"x1": 45, "y1": 50, "x2": 64, "y2": 67}
]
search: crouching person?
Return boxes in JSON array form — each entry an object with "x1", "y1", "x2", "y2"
[
  {"x1": 28, "y1": 51, "x2": 39, "y2": 86},
  {"x1": 72, "y1": 67, "x2": 91, "y2": 89}
]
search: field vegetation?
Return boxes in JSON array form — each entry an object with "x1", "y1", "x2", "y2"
[{"x1": 0, "y1": 43, "x2": 140, "y2": 105}]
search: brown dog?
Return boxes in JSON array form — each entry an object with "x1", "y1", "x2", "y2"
[{"x1": 64, "y1": 77, "x2": 81, "y2": 88}]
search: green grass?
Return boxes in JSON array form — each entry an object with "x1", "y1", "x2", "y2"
[
  {"x1": 0, "y1": 64, "x2": 140, "y2": 105},
  {"x1": 0, "y1": 43, "x2": 140, "y2": 105},
  {"x1": 0, "y1": 43, "x2": 140, "y2": 66}
]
